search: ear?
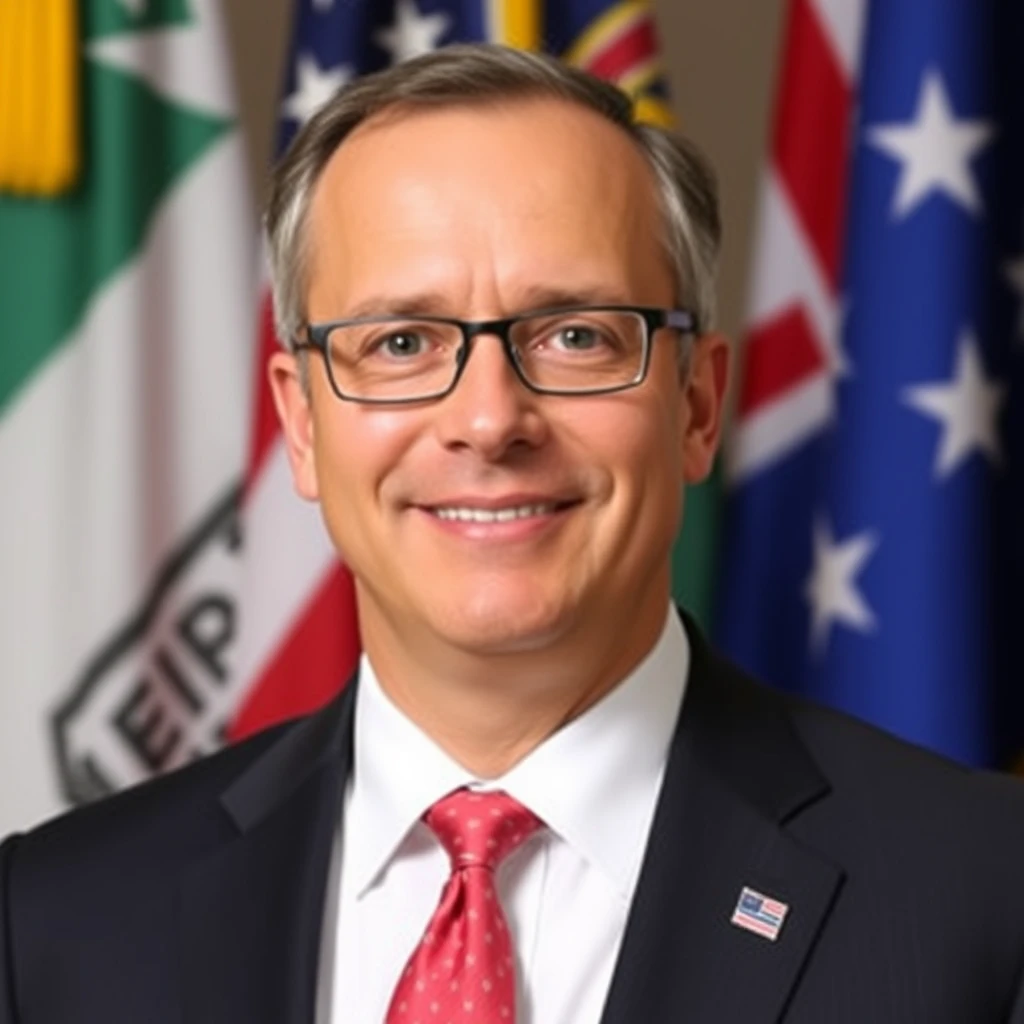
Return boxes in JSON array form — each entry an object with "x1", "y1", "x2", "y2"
[
  {"x1": 268, "y1": 350, "x2": 320, "y2": 501},
  {"x1": 680, "y1": 332, "x2": 731, "y2": 484}
]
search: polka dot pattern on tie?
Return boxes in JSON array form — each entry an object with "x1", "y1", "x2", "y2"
[{"x1": 385, "y1": 788, "x2": 542, "y2": 1023}]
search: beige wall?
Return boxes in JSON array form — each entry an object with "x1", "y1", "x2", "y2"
[{"x1": 221, "y1": 0, "x2": 786, "y2": 338}]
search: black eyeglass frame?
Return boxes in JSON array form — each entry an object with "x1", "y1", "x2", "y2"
[{"x1": 293, "y1": 304, "x2": 700, "y2": 405}]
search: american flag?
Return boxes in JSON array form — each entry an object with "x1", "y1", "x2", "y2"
[
  {"x1": 718, "y1": 0, "x2": 1024, "y2": 768},
  {"x1": 731, "y1": 887, "x2": 789, "y2": 942},
  {"x1": 231, "y1": 0, "x2": 673, "y2": 740}
]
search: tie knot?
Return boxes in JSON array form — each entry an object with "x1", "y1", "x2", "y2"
[{"x1": 424, "y1": 788, "x2": 542, "y2": 871}]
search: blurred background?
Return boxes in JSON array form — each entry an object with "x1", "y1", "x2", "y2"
[{"x1": 2, "y1": 0, "x2": 1022, "y2": 834}]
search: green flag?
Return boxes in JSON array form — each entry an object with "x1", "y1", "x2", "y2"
[{"x1": 672, "y1": 469, "x2": 721, "y2": 629}]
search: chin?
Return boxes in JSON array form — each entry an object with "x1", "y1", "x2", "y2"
[{"x1": 430, "y1": 587, "x2": 574, "y2": 655}]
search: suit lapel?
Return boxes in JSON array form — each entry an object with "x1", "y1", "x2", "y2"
[
  {"x1": 175, "y1": 619, "x2": 843, "y2": 1024},
  {"x1": 600, "y1": 623, "x2": 844, "y2": 1024},
  {"x1": 178, "y1": 681, "x2": 356, "y2": 1024}
]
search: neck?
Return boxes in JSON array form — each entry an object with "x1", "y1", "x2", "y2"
[{"x1": 357, "y1": 590, "x2": 670, "y2": 778}]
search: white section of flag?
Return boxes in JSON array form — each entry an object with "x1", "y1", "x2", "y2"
[
  {"x1": 747, "y1": 170, "x2": 841, "y2": 367},
  {"x1": 0, "y1": 13, "x2": 255, "y2": 832},
  {"x1": 811, "y1": 0, "x2": 867, "y2": 79},
  {"x1": 235, "y1": 440, "x2": 340, "y2": 688},
  {"x1": 727, "y1": 374, "x2": 835, "y2": 481}
]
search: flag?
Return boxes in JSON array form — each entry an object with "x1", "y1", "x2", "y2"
[
  {"x1": 0, "y1": 0, "x2": 255, "y2": 832},
  {"x1": 730, "y1": 887, "x2": 789, "y2": 943},
  {"x1": 232, "y1": 0, "x2": 691, "y2": 740},
  {"x1": 717, "y1": 0, "x2": 1024, "y2": 767}
]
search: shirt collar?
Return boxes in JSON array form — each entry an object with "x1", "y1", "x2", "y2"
[{"x1": 346, "y1": 604, "x2": 689, "y2": 903}]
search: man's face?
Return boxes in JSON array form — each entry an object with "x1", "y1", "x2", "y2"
[{"x1": 271, "y1": 98, "x2": 728, "y2": 659}]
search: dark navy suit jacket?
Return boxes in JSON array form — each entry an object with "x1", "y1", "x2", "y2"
[{"x1": 4, "y1": 618, "x2": 1024, "y2": 1022}]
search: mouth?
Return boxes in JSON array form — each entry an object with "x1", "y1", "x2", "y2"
[
  {"x1": 429, "y1": 501, "x2": 574, "y2": 523},
  {"x1": 413, "y1": 496, "x2": 583, "y2": 537}
]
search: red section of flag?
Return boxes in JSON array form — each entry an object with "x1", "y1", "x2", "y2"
[
  {"x1": 772, "y1": 0, "x2": 852, "y2": 290},
  {"x1": 583, "y1": 16, "x2": 657, "y2": 82},
  {"x1": 737, "y1": 304, "x2": 827, "y2": 417},
  {"x1": 246, "y1": 292, "x2": 284, "y2": 493},
  {"x1": 228, "y1": 565, "x2": 360, "y2": 741}
]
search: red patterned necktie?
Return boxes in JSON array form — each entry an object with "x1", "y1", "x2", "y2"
[{"x1": 385, "y1": 788, "x2": 543, "y2": 1023}]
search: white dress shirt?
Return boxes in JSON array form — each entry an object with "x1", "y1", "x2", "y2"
[{"x1": 317, "y1": 605, "x2": 689, "y2": 1024}]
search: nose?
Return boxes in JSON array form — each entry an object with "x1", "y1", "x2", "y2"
[{"x1": 433, "y1": 333, "x2": 548, "y2": 460}]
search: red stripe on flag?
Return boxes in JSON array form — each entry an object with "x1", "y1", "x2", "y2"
[
  {"x1": 245, "y1": 292, "x2": 283, "y2": 493},
  {"x1": 227, "y1": 565, "x2": 360, "y2": 741},
  {"x1": 584, "y1": 18, "x2": 657, "y2": 82},
  {"x1": 772, "y1": 0, "x2": 853, "y2": 291},
  {"x1": 737, "y1": 305, "x2": 828, "y2": 416}
]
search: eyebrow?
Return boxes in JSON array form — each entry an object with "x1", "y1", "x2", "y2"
[{"x1": 340, "y1": 285, "x2": 635, "y2": 321}]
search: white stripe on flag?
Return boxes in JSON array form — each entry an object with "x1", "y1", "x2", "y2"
[
  {"x1": 235, "y1": 440, "x2": 341, "y2": 689},
  {"x1": 810, "y1": 0, "x2": 868, "y2": 80},
  {"x1": 726, "y1": 373, "x2": 835, "y2": 482},
  {"x1": 747, "y1": 170, "x2": 842, "y2": 365}
]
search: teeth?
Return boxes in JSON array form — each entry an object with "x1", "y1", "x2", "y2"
[{"x1": 433, "y1": 503, "x2": 558, "y2": 523}]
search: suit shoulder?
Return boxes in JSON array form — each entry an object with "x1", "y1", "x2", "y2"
[
  {"x1": 8, "y1": 716, "x2": 300, "y2": 873},
  {"x1": 711, "y1": 648, "x2": 1024, "y2": 846},
  {"x1": 792, "y1": 682, "x2": 1024, "y2": 814}
]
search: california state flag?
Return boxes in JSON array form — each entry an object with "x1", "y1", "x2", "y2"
[{"x1": 0, "y1": 0, "x2": 255, "y2": 833}]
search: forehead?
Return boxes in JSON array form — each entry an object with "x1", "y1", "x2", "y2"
[{"x1": 305, "y1": 97, "x2": 672, "y2": 314}]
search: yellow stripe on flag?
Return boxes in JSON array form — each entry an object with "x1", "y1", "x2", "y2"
[
  {"x1": 617, "y1": 59, "x2": 661, "y2": 98},
  {"x1": 634, "y1": 95, "x2": 675, "y2": 128},
  {"x1": 0, "y1": 0, "x2": 79, "y2": 196},
  {"x1": 564, "y1": 1, "x2": 646, "y2": 67},
  {"x1": 41, "y1": 0, "x2": 79, "y2": 193},
  {"x1": 489, "y1": 0, "x2": 542, "y2": 50},
  {"x1": 0, "y1": 1, "x2": 26, "y2": 190}
]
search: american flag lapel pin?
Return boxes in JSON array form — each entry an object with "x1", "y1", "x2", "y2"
[{"x1": 730, "y1": 886, "x2": 789, "y2": 941}]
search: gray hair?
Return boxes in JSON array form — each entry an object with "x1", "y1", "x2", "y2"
[{"x1": 265, "y1": 43, "x2": 721, "y2": 349}]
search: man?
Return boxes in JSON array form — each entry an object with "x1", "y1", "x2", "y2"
[{"x1": 3, "y1": 43, "x2": 1024, "y2": 1024}]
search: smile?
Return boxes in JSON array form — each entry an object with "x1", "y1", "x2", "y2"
[{"x1": 431, "y1": 503, "x2": 561, "y2": 523}]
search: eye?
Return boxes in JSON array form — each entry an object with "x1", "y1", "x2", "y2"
[
  {"x1": 551, "y1": 324, "x2": 605, "y2": 351},
  {"x1": 374, "y1": 330, "x2": 427, "y2": 358}
]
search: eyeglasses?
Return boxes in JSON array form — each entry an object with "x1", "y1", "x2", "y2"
[{"x1": 293, "y1": 304, "x2": 699, "y2": 404}]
